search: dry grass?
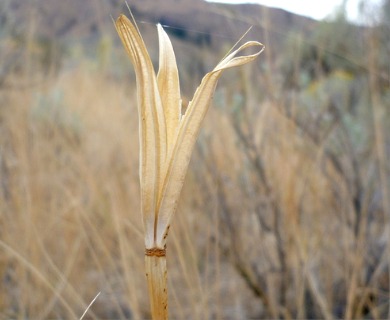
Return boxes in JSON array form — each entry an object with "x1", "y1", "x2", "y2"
[
  {"x1": 0, "y1": 2, "x2": 389, "y2": 319},
  {"x1": 0, "y1": 66, "x2": 144, "y2": 318},
  {"x1": 0, "y1": 66, "x2": 388, "y2": 319},
  {"x1": 0, "y1": 64, "x2": 266, "y2": 319}
]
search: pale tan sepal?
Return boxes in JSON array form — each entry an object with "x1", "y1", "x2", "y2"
[
  {"x1": 116, "y1": 14, "x2": 264, "y2": 249},
  {"x1": 155, "y1": 41, "x2": 265, "y2": 246},
  {"x1": 115, "y1": 15, "x2": 167, "y2": 248},
  {"x1": 157, "y1": 24, "x2": 181, "y2": 157}
]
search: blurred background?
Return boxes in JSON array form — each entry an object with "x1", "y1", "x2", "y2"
[{"x1": 0, "y1": 0, "x2": 389, "y2": 318}]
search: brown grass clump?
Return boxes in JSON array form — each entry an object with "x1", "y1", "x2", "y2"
[
  {"x1": 0, "y1": 66, "x2": 145, "y2": 318},
  {"x1": 0, "y1": 1, "x2": 389, "y2": 319}
]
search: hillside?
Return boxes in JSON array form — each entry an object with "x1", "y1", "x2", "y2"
[{"x1": 6, "y1": 0, "x2": 317, "y2": 52}]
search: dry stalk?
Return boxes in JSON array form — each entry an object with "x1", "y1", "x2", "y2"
[{"x1": 115, "y1": 14, "x2": 264, "y2": 319}]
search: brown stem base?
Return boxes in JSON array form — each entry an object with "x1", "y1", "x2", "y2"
[{"x1": 145, "y1": 251, "x2": 168, "y2": 319}]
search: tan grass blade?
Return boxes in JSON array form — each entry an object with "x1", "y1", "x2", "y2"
[
  {"x1": 156, "y1": 24, "x2": 181, "y2": 213},
  {"x1": 157, "y1": 24, "x2": 181, "y2": 155},
  {"x1": 155, "y1": 41, "x2": 265, "y2": 246},
  {"x1": 115, "y1": 15, "x2": 167, "y2": 248}
]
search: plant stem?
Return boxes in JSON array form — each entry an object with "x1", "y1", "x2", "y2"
[{"x1": 145, "y1": 249, "x2": 168, "y2": 320}]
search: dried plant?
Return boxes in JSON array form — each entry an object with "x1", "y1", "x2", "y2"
[{"x1": 115, "y1": 14, "x2": 264, "y2": 319}]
